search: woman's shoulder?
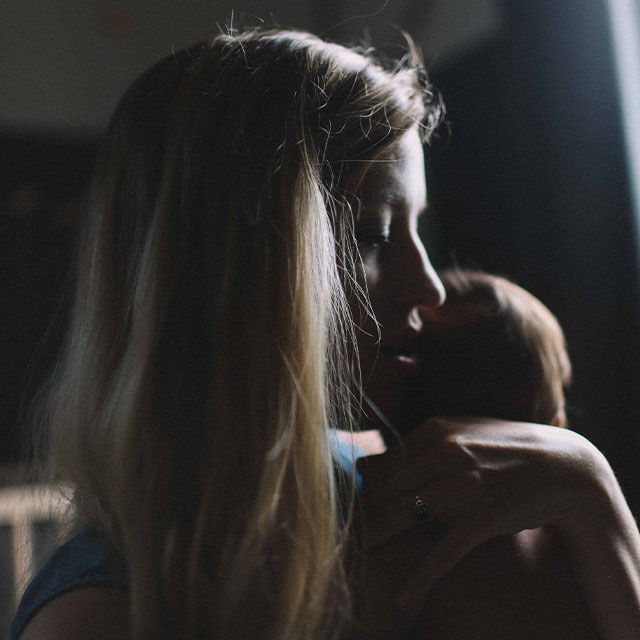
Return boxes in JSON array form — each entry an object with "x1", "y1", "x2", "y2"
[
  {"x1": 9, "y1": 527, "x2": 129, "y2": 640},
  {"x1": 17, "y1": 586, "x2": 130, "y2": 640}
]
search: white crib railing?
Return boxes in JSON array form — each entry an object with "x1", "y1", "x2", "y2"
[{"x1": 0, "y1": 483, "x2": 70, "y2": 609}]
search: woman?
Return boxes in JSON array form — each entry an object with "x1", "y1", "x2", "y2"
[{"x1": 10, "y1": 28, "x2": 640, "y2": 640}]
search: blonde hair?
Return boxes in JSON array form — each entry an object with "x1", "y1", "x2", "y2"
[
  {"x1": 36, "y1": 29, "x2": 442, "y2": 639},
  {"x1": 413, "y1": 269, "x2": 572, "y2": 428}
]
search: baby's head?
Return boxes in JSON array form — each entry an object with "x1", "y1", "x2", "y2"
[{"x1": 403, "y1": 269, "x2": 571, "y2": 433}]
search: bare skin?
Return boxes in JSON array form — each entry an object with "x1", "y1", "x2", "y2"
[
  {"x1": 353, "y1": 417, "x2": 640, "y2": 639},
  {"x1": 19, "y1": 588, "x2": 131, "y2": 640},
  {"x1": 415, "y1": 527, "x2": 599, "y2": 639}
]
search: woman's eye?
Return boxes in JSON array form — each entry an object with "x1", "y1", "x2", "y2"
[{"x1": 356, "y1": 233, "x2": 393, "y2": 249}]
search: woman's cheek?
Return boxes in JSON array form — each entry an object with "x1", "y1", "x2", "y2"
[{"x1": 359, "y1": 254, "x2": 384, "y2": 303}]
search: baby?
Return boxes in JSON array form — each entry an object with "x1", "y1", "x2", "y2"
[
  {"x1": 398, "y1": 269, "x2": 579, "y2": 639},
  {"x1": 400, "y1": 268, "x2": 571, "y2": 435}
]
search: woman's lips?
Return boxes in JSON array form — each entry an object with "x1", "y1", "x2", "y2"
[
  {"x1": 380, "y1": 346, "x2": 421, "y2": 370},
  {"x1": 379, "y1": 329, "x2": 424, "y2": 372}
]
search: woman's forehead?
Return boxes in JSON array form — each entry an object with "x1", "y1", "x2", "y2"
[{"x1": 356, "y1": 130, "x2": 426, "y2": 207}]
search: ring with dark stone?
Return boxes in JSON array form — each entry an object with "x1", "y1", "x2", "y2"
[
  {"x1": 412, "y1": 495, "x2": 432, "y2": 523},
  {"x1": 412, "y1": 496, "x2": 448, "y2": 543}
]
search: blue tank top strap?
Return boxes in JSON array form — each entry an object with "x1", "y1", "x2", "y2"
[
  {"x1": 8, "y1": 527, "x2": 128, "y2": 639},
  {"x1": 329, "y1": 429, "x2": 364, "y2": 489}
]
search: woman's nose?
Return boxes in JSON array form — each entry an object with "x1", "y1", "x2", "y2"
[{"x1": 399, "y1": 234, "x2": 446, "y2": 310}]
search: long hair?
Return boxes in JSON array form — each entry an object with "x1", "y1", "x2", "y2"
[{"x1": 37, "y1": 29, "x2": 442, "y2": 639}]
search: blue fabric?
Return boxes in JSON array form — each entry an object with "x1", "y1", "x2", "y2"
[
  {"x1": 329, "y1": 430, "x2": 364, "y2": 488},
  {"x1": 8, "y1": 528, "x2": 128, "y2": 639},
  {"x1": 8, "y1": 434, "x2": 363, "y2": 638}
]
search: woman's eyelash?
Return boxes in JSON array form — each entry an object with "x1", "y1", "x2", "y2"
[{"x1": 356, "y1": 233, "x2": 393, "y2": 248}]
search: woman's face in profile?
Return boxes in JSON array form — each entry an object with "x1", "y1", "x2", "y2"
[{"x1": 352, "y1": 128, "x2": 445, "y2": 426}]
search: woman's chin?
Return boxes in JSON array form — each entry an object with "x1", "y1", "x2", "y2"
[{"x1": 364, "y1": 358, "x2": 422, "y2": 431}]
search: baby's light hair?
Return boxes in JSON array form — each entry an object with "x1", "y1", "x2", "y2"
[{"x1": 410, "y1": 269, "x2": 571, "y2": 429}]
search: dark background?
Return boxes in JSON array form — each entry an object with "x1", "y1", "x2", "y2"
[
  {"x1": 425, "y1": 1, "x2": 640, "y2": 516},
  {"x1": 2, "y1": 0, "x2": 640, "y2": 514}
]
